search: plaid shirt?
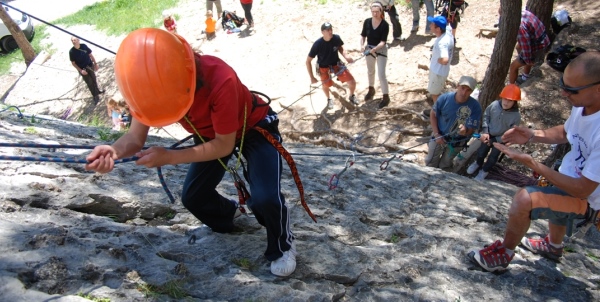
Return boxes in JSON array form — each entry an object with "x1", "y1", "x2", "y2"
[{"x1": 518, "y1": 10, "x2": 550, "y2": 64}]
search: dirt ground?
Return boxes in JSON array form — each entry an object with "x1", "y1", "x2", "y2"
[{"x1": 2, "y1": 0, "x2": 599, "y2": 176}]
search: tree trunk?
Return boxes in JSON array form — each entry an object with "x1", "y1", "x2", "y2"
[
  {"x1": 478, "y1": 0, "x2": 522, "y2": 111},
  {"x1": 0, "y1": 8, "x2": 36, "y2": 66},
  {"x1": 526, "y1": 0, "x2": 555, "y2": 41}
]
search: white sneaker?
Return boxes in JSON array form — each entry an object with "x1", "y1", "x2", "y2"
[
  {"x1": 349, "y1": 94, "x2": 359, "y2": 105},
  {"x1": 327, "y1": 98, "x2": 334, "y2": 110},
  {"x1": 475, "y1": 170, "x2": 488, "y2": 181},
  {"x1": 467, "y1": 162, "x2": 480, "y2": 175},
  {"x1": 270, "y1": 241, "x2": 297, "y2": 277}
]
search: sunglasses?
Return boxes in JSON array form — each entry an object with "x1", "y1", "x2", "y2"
[{"x1": 559, "y1": 76, "x2": 600, "y2": 95}]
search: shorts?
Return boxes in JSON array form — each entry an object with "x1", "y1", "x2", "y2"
[
  {"x1": 528, "y1": 186, "x2": 588, "y2": 226},
  {"x1": 442, "y1": 10, "x2": 460, "y2": 29},
  {"x1": 319, "y1": 65, "x2": 354, "y2": 88},
  {"x1": 518, "y1": 47, "x2": 547, "y2": 65},
  {"x1": 427, "y1": 72, "x2": 446, "y2": 95}
]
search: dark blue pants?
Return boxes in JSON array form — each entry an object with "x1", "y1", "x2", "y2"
[
  {"x1": 476, "y1": 136, "x2": 502, "y2": 172},
  {"x1": 181, "y1": 122, "x2": 293, "y2": 261}
]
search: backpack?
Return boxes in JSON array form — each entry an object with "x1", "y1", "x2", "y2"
[
  {"x1": 221, "y1": 10, "x2": 245, "y2": 30},
  {"x1": 546, "y1": 44, "x2": 586, "y2": 73}
]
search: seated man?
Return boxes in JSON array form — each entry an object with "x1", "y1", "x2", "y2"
[
  {"x1": 425, "y1": 76, "x2": 482, "y2": 170},
  {"x1": 470, "y1": 52, "x2": 600, "y2": 272}
]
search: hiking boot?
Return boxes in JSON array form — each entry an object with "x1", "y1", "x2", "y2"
[
  {"x1": 411, "y1": 25, "x2": 419, "y2": 33},
  {"x1": 475, "y1": 170, "x2": 488, "y2": 181},
  {"x1": 520, "y1": 235, "x2": 563, "y2": 261},
  {"x1": 470, "y1": 240, "x2": 514, "y2": 272},
  {"x1": 378, "y1": 94, "x2": 390, "y2": 109},
  {"x1": 516, "y1": 73, "x2": 532, "y2": 85},
  {"x1": 364, "y1": 86, "x2": 375, "y2": 101},
  {"x1": 327, "y1": 98, "x2": 334, "y2": 110},
  {"x1": 271, "y1": 241, "x2": 297, "y2": 277},
  {"x1": 467, "y1": 162, "x2": 480, "y2": 175},
  {"x1": 349, "y1": 94, "x2": 359, "y2": 105}
]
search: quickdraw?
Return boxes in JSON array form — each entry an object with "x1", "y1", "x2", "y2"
[{"x1": 329, "y1": 153, "x2": 355, "y2": 190}]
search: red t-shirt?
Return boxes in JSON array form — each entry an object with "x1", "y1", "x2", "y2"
[
  {"x1": 179, "y1": 54, "x2": 268, "y2": 140},
  {"x1": 240, "y1": 0, "x2": 253, "y2": 4}
]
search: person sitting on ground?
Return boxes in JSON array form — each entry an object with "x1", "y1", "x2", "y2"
[
  {"x1": 162, "y1": 10, "x2": 178, "y2": 34},
  {"x1": 506, "y1": 9, "x2": 550, "y2": 85},
  {"x1": 106, "y1": 98, "x2": 122, "y2": 131},
  {"x1": 425, "y1": 76, "x2": 481, "y2": 170},
  {"x1": 408, "y1": 0, "x2": 434, "y2": 34},
  {"x1": 467, "y1": 84, "x2": 522, "y2": 181},
  {"x1": 221, "y1": 10, "x2": 245, "y2": 33},
  {"x1": 378, "y1": 0, "x2": 403, "y2": 40},
  {"x1": 205, "y1": 10, "x2": 217, "y2": 40},
  {"x1": 306, "y1": 22, "x2": 357, "y2": 111},
  {"x1": 469, "y1": 51, "x2": 600, "y2": 272},
  {"x1": 117, "y1": 100, "x2": 131, "y2": 129},
  {"x1": 427, "y1": 15, "x2": 454, "y2": 104},
  {"x1": 85, "y1": 28, "x2": 297, "y2": 277},
  {"x1": 361, "y1": 1, "x2": 391, "y2": 109}
]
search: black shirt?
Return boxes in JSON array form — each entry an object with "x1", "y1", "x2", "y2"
[
  {"x1": 69, "y1": 44, "x2": 93, "y2": 69},
  {"x1": 361, "y1": 18, "x2": 389, "y2": 46},
  {"x1": 308, "y1": 34, "x2": 345, "y2": 67}
]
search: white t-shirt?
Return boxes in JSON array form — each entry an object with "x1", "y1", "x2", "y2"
[
  {"x1": 560, "y1": 106, "x2": 600, "y2": 210},
  {"x1": 430, "y1": 31, "x2": 454, "y2": 77}
]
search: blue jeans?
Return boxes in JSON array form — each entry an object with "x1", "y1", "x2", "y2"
[
  {"x1": 476, "y1": 136, "x2": 502, "y2": 172},
  {"x1": 181, "y1": 117, "x2": 293, "y2": 261}
]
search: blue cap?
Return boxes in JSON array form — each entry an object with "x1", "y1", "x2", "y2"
[{"x1": 427, "y1": 16, "x2": 447, "y2": 29}]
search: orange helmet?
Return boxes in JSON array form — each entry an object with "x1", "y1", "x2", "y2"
[
  {"x1": 499, "y1": 84, "x2": 521, "y2": 101},
  {"x1": 115, "y1": 28, "x2": 196, "y2": 127}
]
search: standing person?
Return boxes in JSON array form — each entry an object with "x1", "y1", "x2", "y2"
[
  {"x1": 425, "y1": 76, "x2": 481, "y2": 170},
  {"x1": 162, "y1": 10, "x2": 177, "y2": 34},
  {"x1": 427, "y1": 15, "x2": 453, "y2": 104},
  {"x1": 467, "y1": 84, "x2": 522, "y2": 181},
  {"x1": 469, "y1": 52, "x2": 600, "y2": 273},
  {"x1": 85, "y1": 28, "x2": 297, "y2": 277},
  {"x1": 306, "y1": 22, "x2": 358, "y2": 110},
  {"x1": 408, "y1": 0, "x2": 434, "y2": 34},
  {"x1": 69, "y1": 37, "x2": 103, "y2": 104},
  {"x1": 507, "y1": 9, "x2": 550, "y2": 85},
  {"x1": 361, "y1": 2, "x2": 391, "y2": 109},
  {"x1": 440, "y1": 0, "x2": 466, "y2": 43},
  {"x1": 379, "y1": 0, "x2": 403, "y2": 40},
  {"x1": 206, "y1": 0, "x2": 222, "y2": 18},
  {"x1": 240, "y1": 0, "x2": 254, "y2": 28}
]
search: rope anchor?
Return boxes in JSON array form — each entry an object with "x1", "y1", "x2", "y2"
[{"x1": 328, "y1": 153, "x2": 355, "y2": 190}]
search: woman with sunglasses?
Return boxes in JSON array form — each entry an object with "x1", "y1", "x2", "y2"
[
  {"x1": 360, "y1": 1, "x2": 391, "y2": 109},
  {"x1": 469, "y1": 51, "x2": 600, "y2": 273}
]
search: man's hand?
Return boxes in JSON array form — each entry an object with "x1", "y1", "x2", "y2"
[
  {"x1": 480, "y1": 133, "x2": 490, "y2": 145},
  {"x1": 457, "y1": 124, "x2": 468, "y2": 136},
  {"x1": 502, "y1": 126, "x2": 533, "y2": 146},
  {"x1": 85, "y1": 145, "x2": 118, "y2": 173},
  {"x1": 310, "y1": 76, "x2": 318, "y2": 84},
  {"x1": 81, "y1": 69, "x2": 88, "y2": 76},
  {"x1": 493, "y1": 142, "x2": 533, "y2": 165},
  {"x1": 135, "y1": 147, "x2": 172, "y2": 168}
]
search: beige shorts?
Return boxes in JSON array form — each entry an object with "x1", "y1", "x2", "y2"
[{"x1": 428, "y1": 72, "x2": 446, "y2": 95}]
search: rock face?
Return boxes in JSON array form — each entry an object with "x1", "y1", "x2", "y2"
[{"x1": 1, "y1": 111, "x2": 599, "y2": 302}]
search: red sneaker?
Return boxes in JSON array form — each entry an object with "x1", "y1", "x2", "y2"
[
  {"x1": 470, "y1": 240, "x2": 514, "y2": 272},
  {"x1": 520, "y1": 235, "x2": 563, "y2": 261}
]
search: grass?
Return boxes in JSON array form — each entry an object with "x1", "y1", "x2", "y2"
[
  {"x1": 586, "y1": 252, "x2": 599, "y2": 261},
  {"x1": 24, "y1": 126, "x2": 37, "y2": 134},
  {"x1": 232, "y1": 258, "x2": 258, "y2": 270},
  {"x1": 0, "y1": 24, "x2": 50, "y2": 75},
  {"x1": 54, "y1": 0, "x2": 179, "y2": 36},
  {"x1": 77, "y1": 293, "x2": 111, "y2": 302},
  {"x1": 137, "y1": 279, "x2": 188, "y2": 300}
]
